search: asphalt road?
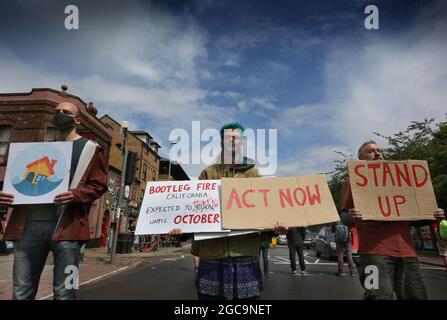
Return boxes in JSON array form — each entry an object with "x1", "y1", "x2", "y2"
[{"x1": 78, "y1": 246, "x2": 447, "y2": 300}]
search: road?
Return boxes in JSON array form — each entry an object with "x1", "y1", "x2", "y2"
[{"x1": 78, "y1": 246, "x2": 447, "y2": 300}]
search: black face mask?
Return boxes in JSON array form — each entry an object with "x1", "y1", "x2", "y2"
[{"x1": 51, "y1": 112, "x2": 76, "y2": 129}]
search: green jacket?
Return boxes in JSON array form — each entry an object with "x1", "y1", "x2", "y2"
[{"x1": 195, "y1": 159, "x2": 262, "y2": 259}]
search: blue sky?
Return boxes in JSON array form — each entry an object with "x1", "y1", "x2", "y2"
[{"x1": 0, "y1": 0, "x2": 446, "y2": 178}]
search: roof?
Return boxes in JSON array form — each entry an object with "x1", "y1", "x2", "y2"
[
  {"x1": 26, "y1": 156, "x2": 57, "y2": 176},
  {"x1": 129, "y1": 130, "x2": 154, "y2": 140}
]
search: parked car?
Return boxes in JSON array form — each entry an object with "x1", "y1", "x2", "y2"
[
  {"x1": 314, "y1": 226, "x2": 337, "y2": 260},
  {"x1": 277, "y1": 235, "x2": 287, "y2": 245},
  {"x1": 303, "y1": 230, "x2": 314, "y2": 249}
]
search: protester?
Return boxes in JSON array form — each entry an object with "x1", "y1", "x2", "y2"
[
  {"x1": 0, "y1": 101, "x2": 107, "y2": 300},
  {"x1": 341, "y1": 140, "x2": 445, "y2": 300},
  {"x1": 286, "y1": 227, "x2": 306, "y2": 275},
  {"x1": 170, "y1": 122, "x2": 288, "y2": 300}
]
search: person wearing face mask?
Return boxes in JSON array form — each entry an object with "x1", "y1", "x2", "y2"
[
  {"x1": 0, "y1": 101, "x2": 107, "y2": 300},
  {"x1": 340, "y1": 140, "x2": 445, "y2": 300}
]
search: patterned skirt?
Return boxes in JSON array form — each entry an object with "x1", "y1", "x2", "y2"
[{"x1": 196, "y1": 256, "x2": 263, "y2": 300}]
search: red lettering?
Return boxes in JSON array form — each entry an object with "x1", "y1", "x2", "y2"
[
  {"x1": 293, "y1": 188, "x2": 306, "y2": 206},
  {"x1": 242, "y1": 189, "x2": 255, "y2": 208},
  {"x1": 258, "y1": 189, "x2": 270, "y2": 207},
  {"x1": 207, "y1": 214, "x2": 213, "y2": 223},
  {"x1": 174, "y1": 215, "x2": 181, "y2": 224},
  {"x1": 213, "y1": 214, "x2": 220, "y2": 223},
  {"x1": 412, "y1": 164, "x2": 428, "y2": 188},
  {"x1": 279, "y1": 189, "x2": 293, "y2": 208},
  {"x1": 193, "y1": 215, "x2": 200, "y2": 224},
  {"x1": 395, "y1": 163, "x2": 411, "y2": 187},
  {"x1": 393, "y1": 195, "x2": 406, "y2": 217},
  {"x1": 354, "y1": 164, "x2": 368, "y2": 187},
  {"x1": 367, "y1": 163, "x2": 381, "y2": 187},
  {"x1": 226, "y1": 188, "x2": 243, "y2": 209},
  {"x1": 202, "y1": 215, "x2": 207, "y2": 223},
  {"x1": 306, "y1": 185, "x2": 321, "y2": 205},
  {"x1": 382, "y1": 163, "x2": 395, "y2": 186},
  {"x1": 378, "y1": 196, "x2": 391, "y2": 217}
]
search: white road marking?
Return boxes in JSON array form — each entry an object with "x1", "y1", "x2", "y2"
[{"x1": 38, "y1": 266, "x2": 129, "y2": 300}]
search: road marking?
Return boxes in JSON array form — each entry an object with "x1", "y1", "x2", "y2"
[{"x1": 38, "y1": 266, "x2": 129, "y2": 300}]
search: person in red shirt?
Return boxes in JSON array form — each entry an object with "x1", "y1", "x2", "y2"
[{"x1": 340, "y1": 140, "x2": 445, "y2": 300}]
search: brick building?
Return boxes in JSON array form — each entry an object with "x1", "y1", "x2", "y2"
[
  {"x1": 99, "y1": 115, "x2": 161, "y2": 239},
  {"x1": 0, "y1": 87, "x2": 112, "y2": 248}
]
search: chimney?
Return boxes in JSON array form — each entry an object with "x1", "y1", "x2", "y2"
[{"x1": 86, "y1": 102, "x2": 98, "y2": 117}]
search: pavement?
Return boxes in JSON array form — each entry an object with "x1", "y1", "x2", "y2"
[
  {"x1": 0, "y1": 245, "x2": 444, "y2": 300},
  {"x1": 0, "y1": 243, "x2": 191, "y2": 300}
]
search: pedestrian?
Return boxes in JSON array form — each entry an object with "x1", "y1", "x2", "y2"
[
  {"x1": 0, "y1": 101, "x2": 108, "y2": 300},
  {"x1": 331, "y1": 221, "x2": 356, "y2": 277},
  {"x1": 433, "y1": 208, "x2": 447, "y2": 276},
  {"x1": 287, "y1": 227, "x2": 307, "y2": 275},
  {"x1": 169, "y1": 122, "x2": 288, "y2": 300},
  {"x1": 259, "y1": 231, "x2": 274, "y2": 276},
  {"x1": 341, "y1": 140, "x2": 445, "y2": 300}
]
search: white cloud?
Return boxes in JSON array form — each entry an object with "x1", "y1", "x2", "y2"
[{"x1": 277, "y1": 145, "x2": 351, "y2": 177}]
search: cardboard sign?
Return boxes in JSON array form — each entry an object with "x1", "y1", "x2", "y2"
[
  {"x1": 347, "y1": 160, "x2": 438, "y2": 221},
  {"x1": 3, "y1": 142, "x2": 72, "y2": 204},
  {"x1": 135, "y1": 180, "x2": 222, "y2": 235},
  {"x1": 221, "y1": 175, "x2": 340, "y2": 229}
]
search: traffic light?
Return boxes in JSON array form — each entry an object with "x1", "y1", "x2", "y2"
[{"x1": 125, "y1": 151, "x2": 138, "y2": 185}]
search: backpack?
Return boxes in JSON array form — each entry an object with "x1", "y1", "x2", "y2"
[
  {"x1": 335, "y1": 221, "x2": 349, "y2": 243},
  {"x1": 439, "y1": 220, "x2": 447, "y2": 241}
]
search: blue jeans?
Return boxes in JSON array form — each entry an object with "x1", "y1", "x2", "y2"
[{"x1": 12, "y1": 220, "x2": 81, "y2": 300}]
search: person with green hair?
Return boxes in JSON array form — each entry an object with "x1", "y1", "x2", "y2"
[{"x1": 170, "y1": 122, "x2": 287, "y2": 300}]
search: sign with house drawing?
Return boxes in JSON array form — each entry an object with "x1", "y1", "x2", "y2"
[{"x1": 2, "y1": 142, "x2": 72, "y2": 204}]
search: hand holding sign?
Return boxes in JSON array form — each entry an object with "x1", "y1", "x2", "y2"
[{"x1": 0, "y1": 191, "x2": 14, "y2": 206}]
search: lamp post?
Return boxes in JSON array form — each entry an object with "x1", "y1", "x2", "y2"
[
  {"x1": 167, "y1": 139, "x2": 178, "y2": 181},
  {"x1": 111, "y1": 121, "x2": 129, "y2": 264}
]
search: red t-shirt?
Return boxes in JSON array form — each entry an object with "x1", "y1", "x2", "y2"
[{"x1": 341, "y1": 179, "x2": 417, "y2": 257}]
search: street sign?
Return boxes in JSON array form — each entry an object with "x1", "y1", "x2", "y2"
[{"x1": 124, "y1": 185, "x2": 130, "y2": 199}]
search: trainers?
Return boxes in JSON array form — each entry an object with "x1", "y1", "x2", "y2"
[
  {"x1": 292, "y1": 270, "x2": 297, "y2": 274},
  {"x1": 335, "y1": 271, "x2": 344, "y2": 276},
  {"x1": 301, "y1": 270, "x2": 307, "y2": 275},
  {"x1": 350, "y1": 271, "x2": 356, "y2": 277}
]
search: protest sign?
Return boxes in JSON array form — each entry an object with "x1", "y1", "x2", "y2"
[
  {"x1": 221, "y1": 174, "x2": 340, "y2": 229},
  {"x1": 3, "y1": 142, "x2": 72, "y2": 204},
  {"x1": 347, "y1": 160, "x2": 438, "y2": 221},
  {"x1": 135, "y1": 180, "x2": 222, "y2": 235}
]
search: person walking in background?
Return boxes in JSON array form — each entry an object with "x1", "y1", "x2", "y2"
[
  {"x1": 287, "y1": 227, "x2": 306, "y2": 275},
  {"x1": 259, "y1": 231, "x2": 274, "y2": 276},
  {"x1": 331, "y1": 220, "x2": 356, "y2": 277}
]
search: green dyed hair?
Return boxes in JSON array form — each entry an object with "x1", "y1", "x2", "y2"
[{"x1": 220, "y1": 122, "x2": 245, "y2": 138}]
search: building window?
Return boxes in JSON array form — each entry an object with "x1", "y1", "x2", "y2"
[
  {"x1": 144, "y1": 146, "x2": 149, "y2": 155},
  {"x1": 142, "y1": 163, "x2": 148, "y2": 181},
  {"x1": 45, "y1": 127, "x2": 57, "y2": 142},
  {"x1": 140, "y1": 189, "x2": 145, "y2": 201},
  {"x1": 0, "y1": 126, "x2": 12, "y2": 163},
  {"x1": 152, "y1": 169, "x2": 157, "y2": 181}
]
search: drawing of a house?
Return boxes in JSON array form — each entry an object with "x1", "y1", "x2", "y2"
[{"x1": 22, "y1": 156, "x2": 58, "y2": 184}]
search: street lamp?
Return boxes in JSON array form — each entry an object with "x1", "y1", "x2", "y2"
[
  {"x1": 167, "y1": 138, "x2": 178, "y2": 181},
  {"x1": 111, "y1": 121, "x2": 129, "y2": 263}
]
